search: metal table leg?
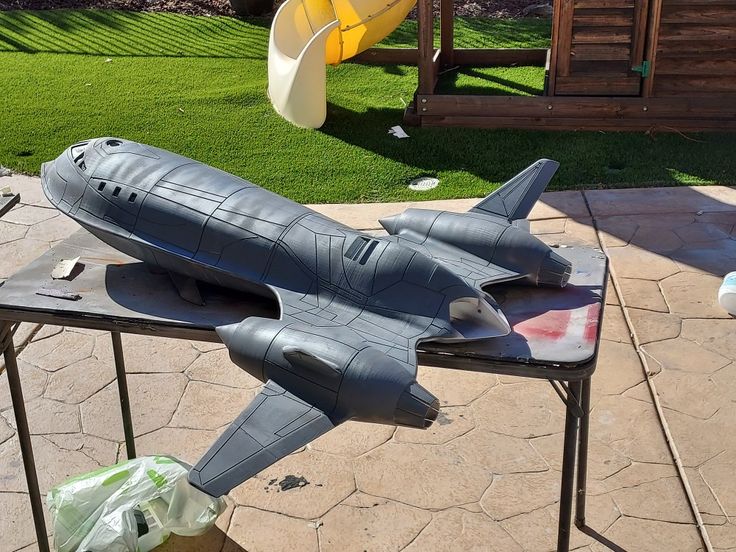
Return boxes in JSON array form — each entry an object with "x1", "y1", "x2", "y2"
[
  {"x1": 557, "y1": 380, "x2": 582, "y2": 552},
  {"x1": 1, "y1": 321, "x2": 50, "y2": 552},
  {"x1": 567, "y1": 376, "x2": 626, "y2": 551},
  {"x1": 575, "y1": 377, "x2": 591, "y2": 528},
  {"x1": 111, "y1": 331, "x2": 136, "y2": 459}
]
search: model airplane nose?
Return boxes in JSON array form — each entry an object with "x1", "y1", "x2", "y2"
[
  {"x1": 40, "y1": 143, "x2": 89, "y2": 213},
  {"x1": 40, "y1": 161, "x2": 63, "y2": 205}
]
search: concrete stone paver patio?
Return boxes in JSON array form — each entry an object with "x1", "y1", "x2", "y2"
[{"x1": 1, "y1": 174, "x2": 734, "y2": 552}]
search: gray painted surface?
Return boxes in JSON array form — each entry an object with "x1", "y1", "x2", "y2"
[
  {"x1": 0, "y1": 232, "x2": 603, "y2": 368},
  {"x1": 40, "y1": 138, "x2": 572, "y2": 496}
]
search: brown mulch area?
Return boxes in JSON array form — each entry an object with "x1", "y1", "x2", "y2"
[
  {"x1": 443, "y1": 0, "x2": 547, "y2": 17},
  {"x1": 0, "y1": 0, "x2": 548, "y2": 18},
  {"x1": 0, "y1": 0, "x2": 236, "y2": 15}
]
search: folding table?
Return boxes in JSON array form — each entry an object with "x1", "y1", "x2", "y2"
[{"x1": 0, "y1": 229, "x2": 607, "y2": 552}]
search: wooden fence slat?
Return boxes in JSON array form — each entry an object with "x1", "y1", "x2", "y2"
[
  {"x1": 573, "y1": 28, "x2": 633, "y2": 43},
  {"x1": 574, "y1": 13, "x2": 635, "y2": 26},
  {"x1": 415, "y1": 93, "x2": 736, "y2": 117},
  {"x1": 572, "y1": 44, "x2": 631, "y2": 60},
  {"x1": 658, "y1": 24, "x2": 736, "y2": 40},
  {"x1": 662, "y1": 0, "x2": 736, "y2": 6},
  {"x1": 555, "y1": 75, "x2": 641, "y2": 94},
  {"x1": 654, "y1": 75, "x2": 736, "y2": 93},
  {"x1": 419, "y1": 115, "x2": 736, "y2": 130},
  {"x1": 656, "y1": 57, "x2": 736, "y2": 75},
  {"x1": 657, "y1": 40, "x2": 736, "y2": 57},
  {"x1": 570, "y1": 59, "x2": 632, "y2": 72},
  {"x1": 660, "y1": 5, "x2": 736, "y2": 23},
  {"x1": 574, "y1": 0, "x2": 635, "y2": 8}
]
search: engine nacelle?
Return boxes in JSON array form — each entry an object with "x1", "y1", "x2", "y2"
[
  {"x1": 381, "y1": 209, "x2": 571, "y2": 288},
  {"x1": 217, "y1": 318, "x2": 439, "y2": 429}
]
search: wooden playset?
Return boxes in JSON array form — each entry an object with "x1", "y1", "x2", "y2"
[{"x1": 357, "y1": 0, "x2": 736, "y2": 131}]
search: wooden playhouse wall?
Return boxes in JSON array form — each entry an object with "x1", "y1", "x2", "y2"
[
  {"x1": 396, "y1": 0, "x2": 736, "y2": 129},
  {"x1": 649, "y1": 0, "x2": 736, "y2": 97},
  {"x1": 549, "y1": 0, "x2": 649, "y2": 96}
]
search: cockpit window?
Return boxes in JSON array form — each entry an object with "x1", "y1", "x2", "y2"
[
  {"x1": 345, "y1": 236, "x2": 379, "y2": 265},
  {"x1": 345, "y1": 236, "x2": 370, "y2": 260},
  {"x1": 71, "y1": 142, "x2": 88, "y2": 171}
]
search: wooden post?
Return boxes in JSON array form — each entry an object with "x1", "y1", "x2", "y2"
[
  {"x1": 440, "y1": 0, "x2": 454, "y2": 67},
  {"x1": 547, "y1": 0, "x2": 574, "y2": 95},
  {"x1": 642, "y1": 0, "x2": 662, "y2": 97},
  {"x1": 417, "y1": 0, "x2": 435, "y2": 95}
]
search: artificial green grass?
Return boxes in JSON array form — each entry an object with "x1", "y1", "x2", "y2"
[
  {"x1": 1, "y1": 9, "x2": 735, "y2": 204},
  {"x1": 437, "y1": 67, "x2": 546, "y2": 96}
]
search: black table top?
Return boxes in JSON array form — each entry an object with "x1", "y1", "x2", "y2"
[{"x1": 0, "y1": 229, "x2": 607, "y2": 380}]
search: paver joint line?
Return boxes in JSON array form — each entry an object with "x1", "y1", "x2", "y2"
[{"x1": 582, "y1": 190, "x2": 714, "y2": 552}]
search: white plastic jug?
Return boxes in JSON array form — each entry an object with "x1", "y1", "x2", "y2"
[{"x1": 718, "y1": 271, "x2": 736, "y2": 316}]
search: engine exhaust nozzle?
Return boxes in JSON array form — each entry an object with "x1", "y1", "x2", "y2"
[
  {"x1": 394, "y1": 382, "x2": 440, "y2": 429},
  {"x1": 538, "y1": 249, "x2": 572, "y2": 288}
]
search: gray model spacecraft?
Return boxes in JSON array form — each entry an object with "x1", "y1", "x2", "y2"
[{"x1": 41, "y1": 138, "x2": 571, "y2": 497}]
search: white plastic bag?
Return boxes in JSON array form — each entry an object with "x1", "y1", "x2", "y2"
[{"x1": 47, "y1": 455, "x2": 226, "y2": 552}]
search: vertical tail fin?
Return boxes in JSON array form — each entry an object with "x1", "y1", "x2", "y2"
[{"x1": 470, "y1": 159, "x2": 560, "y2": 221}]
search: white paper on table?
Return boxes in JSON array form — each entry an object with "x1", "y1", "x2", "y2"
[{"x1": 51, "y1": 256, "x2": 80, "y2": 280}]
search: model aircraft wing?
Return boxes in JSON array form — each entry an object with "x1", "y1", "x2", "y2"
[
  {"x1": 390, "y1": 235, "x2": 526, "y2": 290},
  {"x1": 188, "y1": 379, "x2": 335, "y2": 497},
  {"x1": 345, "y1": 311, "x2": 423, "y2": 373},
  {"x1": 275, "y1": 288, "x2": 449, "y2": 375},
  {"x1": 471, "y1": 159, "x2": 559, "y2": 221}
]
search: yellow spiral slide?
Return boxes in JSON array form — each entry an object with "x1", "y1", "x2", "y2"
[{"x1": 268, "y1": 0, "x2": 416, "y2": 128}]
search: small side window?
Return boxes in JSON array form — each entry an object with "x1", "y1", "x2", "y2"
[{"x1": 345, "y1": 236, "x2": 370, "y2": 260}]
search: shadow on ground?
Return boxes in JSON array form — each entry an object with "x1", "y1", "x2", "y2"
[
  {"x1": 320, "y1": 102, "x2": 736, "y2": 192},
  {"x1": 579, "y1": 524, "x2": 628, "y2": 552},
  {"x1": 159, "y1": 527, "x2": 245, "y2": 552},
  {"x1": 0, "y1": 9, "x2": 270, "y2": 57},
  {"x1": 435, "y1": 66, "x2": 546, "y2": 96},
  {"x1": 379, "y1": 17, "x2": 552, "y2": 49},
  {"x1": 582, "y1": 186, "x2": 736, "y2": 277}
]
